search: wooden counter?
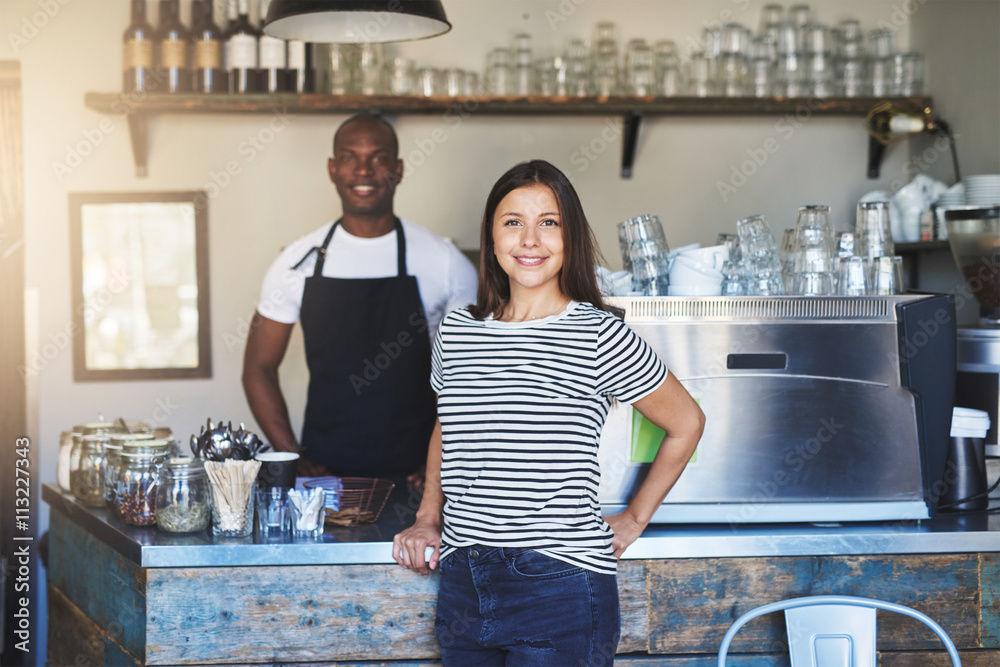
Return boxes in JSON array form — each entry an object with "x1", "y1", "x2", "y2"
[{"x1": 44, "y1": 484, "x2": 999, "y2": 665}]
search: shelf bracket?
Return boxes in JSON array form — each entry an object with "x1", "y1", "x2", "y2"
[
  {"x1": 867, "y1": 134, "x2": 889, "y2": 179},
  {"x1": 126, "y1": 111, "x2": 149, "y2": 178},
  {"x1": 621, "y1": 111, "x2": 642, "y2": 179}
]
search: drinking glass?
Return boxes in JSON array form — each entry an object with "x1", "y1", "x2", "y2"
[
  {"x1": 774, "y1": 22, "x2": 800, "y2": 55},
  {"x1": 288, "y1": 487, "x2": 326, "y2": 541},
  {"x1": 626, "y1": 42, "x2": 655, "y2": 96},
  {"x1": 487, "y1": 48, "x2": 511, "y2": 95},
  {"x1": 836, "y1": 231, "x2": 856, "y2": 258},
  {"x1": 856, "y1": 201, "x2": 894, "y2": 259},
  {"x1": 444, "y1": 69, "x2": 465, "y2": 97},
  {"x1": 837, "y1": 256, "x2": 870, "y2": 296},
  {"x1": 793, "y1": 271, "x2": 836, "y2": 296},
  {"x1": 789, "y1": 4, "x2": 812, "y2": 27},
  {"x1": 718, "y1": 53, "x2": 748, "y2": 97},
  {"x1": 256, "y1": 486, "x2": 291, "y2": 539},
  {"x1": 870, "y1": 57, "x2": 893, "y2": 96},
  {"x1": 358, "y1": 43, "x2": 385, "y2": 95},
  {"x1": 840, "y1": 58, "x2": 869, "y2": 97},
  {"x1": 687, "y1": 52, "x2": 715, "y2": 97},
  {"x1": 892, "y1": 53, "x2": 924, "y2": 95},
  {"x1": 720, "y1": 260, "x2": 746, "y2": 296},
  {"x1": 869, "y1": 29, "x2": 895, "y2": 58},
  {"x1": 514, "y1": 47, "x2": 533, "y2": 95},
  {"x1": 565, "y1": 39, "x2": 591, "y2": 96},
  {"x1": 720, "y1": 23, "x2": 751, "y2": 56},
  {"x1": 388, "y1": 57, "x2": 415, "y2": 95},
  {"x1": 871, "y1": 255, "x2": 905, "y2": 295},
  {"x1": 760, "y1": 4, "x2": 784, "y2": 34},
  {"x1": 415, "y1": 68, "x2": 440, "y2": 96},
  {"x1": 747, "y1": 270, "x2": 785, "y2": 296}
]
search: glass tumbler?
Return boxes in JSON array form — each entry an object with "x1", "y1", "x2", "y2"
[
  {"x1": 837, "y1": 256, "x2": 871, "y2": 296},
  {"x1": 871, "y1": 255, "x2": 905, "y2": 295},
  {"x1": 856, "y1": 201, "x2": 894, "y2": 259},
  {"x1": 256, "y1": 486, "x2": 292, "y2": 539},
  {"x1": 892, "y1": 53, "x2": 924, "y2": 95}
]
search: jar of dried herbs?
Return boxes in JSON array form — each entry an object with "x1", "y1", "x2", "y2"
[
  {"x1": 68, "y1": 422, "x2": 120, "y2": 501},
  {"x1": 106, "y1": 433, "x2": 156, "y2": 512},
  {"x1": 155, "y1": 457, "x2": 211, "y2": 533},
  {"x1": 71, "y1": 434, "x2": 112, "y2": 507},
  {"x1": 115, "y1": 439, "x2": 171, "y2": 526}
]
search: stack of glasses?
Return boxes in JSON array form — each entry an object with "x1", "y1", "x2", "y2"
[
  {"x1": 787, "y1": 205, "x2": 838, "y2": 295},
  {"x1": 734, "y1": 215, "x2": 785, "y2": 296},
  {"x1": 618, "y1": 215, "x2": 670, "y2": 296},
  {"x1": 853, "y1": 201, "x2": 904, "y2": 295}
]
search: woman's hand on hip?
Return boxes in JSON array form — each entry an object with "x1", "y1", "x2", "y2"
[
  {"x1": 604, "y1": 510, "x2": 645, "y2": 559},
  {"x1": 393, "y1": 519, "x2": 442, "y2": 576}
]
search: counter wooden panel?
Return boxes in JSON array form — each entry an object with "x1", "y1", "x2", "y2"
[{"x1": 46, "y1": 509, "x2": 999, "y2": 666}]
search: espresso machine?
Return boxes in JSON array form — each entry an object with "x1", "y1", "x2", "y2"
[
  {"x1": 598, "y1": 293, "x2": 956, "y2": 523},
  {"x1": 947, "y1": 206, "x2": 1000, "y2": 448}
]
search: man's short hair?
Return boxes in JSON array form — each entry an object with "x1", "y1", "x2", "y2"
[{"x1": 333, "y1": 113, "x2": 399, "y2": 157}]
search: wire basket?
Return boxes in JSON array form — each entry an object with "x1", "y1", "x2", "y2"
[{"x1": 303, "y1": 477, "x2": 395, "y2": 526}]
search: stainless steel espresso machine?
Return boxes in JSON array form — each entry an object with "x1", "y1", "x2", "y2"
[
  {"x1": 947, "y1": 206, "x2": 1000, "y2": 448},
  {"x1": 599, "y1": 294, "x2": 955, "y2": 523}
]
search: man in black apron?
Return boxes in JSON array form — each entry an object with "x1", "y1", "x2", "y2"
[{"x1": 242, "y1": 114, "x2": 474, "y2": 486}]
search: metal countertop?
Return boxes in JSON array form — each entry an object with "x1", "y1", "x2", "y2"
[{"x1": 42, "y1": 484, "x2": 999, "y2": 569}]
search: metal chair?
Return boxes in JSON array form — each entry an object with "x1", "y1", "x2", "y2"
[{"x1": 717, "y1": 594, "x2": 962, "y2": 667}]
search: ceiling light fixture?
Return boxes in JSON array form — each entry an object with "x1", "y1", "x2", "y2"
[{"x1": 262, "y1": 0, "x2": 452, "y2": 43}]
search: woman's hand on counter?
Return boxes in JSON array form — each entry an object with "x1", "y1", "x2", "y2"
[
  {"x1": 393, "y1": 518, "x2": 441, "y2": 576},
  {"x1": 604, "y1": 510, "x2": 646, "y2": 559}
]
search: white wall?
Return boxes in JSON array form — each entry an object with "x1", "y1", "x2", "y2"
[{"x1": 2, "y1": 0, "x2": 997, "y2": 526}]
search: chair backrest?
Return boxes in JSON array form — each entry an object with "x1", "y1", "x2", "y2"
[{"x1": 716, "y1": 595, "x2": 962, "y2": 667}]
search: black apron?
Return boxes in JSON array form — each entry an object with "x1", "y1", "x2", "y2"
[{"x1": 296, "y1": 219, "x2": 436, "y2": 478}]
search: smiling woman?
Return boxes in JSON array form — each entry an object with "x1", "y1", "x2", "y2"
[{"x1": 393, "y1": 159, "x2": 705, "y2": 666}]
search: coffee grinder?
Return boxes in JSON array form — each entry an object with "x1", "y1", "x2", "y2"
[
  {"x1": 945, "y1": 206, "x2": 999, "y2": 509},
  {"x1": 947, "y1": 206, "x2": 1000, "y2": 441}
]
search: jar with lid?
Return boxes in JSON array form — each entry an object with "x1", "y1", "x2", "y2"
[
  {"x1": 71, "y1": 433, "x2": 116, "y2": 507},
  {"x1": 68, "y1": 422, "x2": 120, "y2": 494},
  {"x1": 155, "y1": 457, "x2": 211, "y2": 532},
  {"x1": 56, "y1": 430, "x2": 74, "y2": 492},
  {"x1": 106, "y1": 433, "x2": 156, "y2": 512},
  {"x1": 115, "y1": 439, "x2": 172, "y2": 526}
]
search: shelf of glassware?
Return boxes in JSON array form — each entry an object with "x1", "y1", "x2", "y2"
[{"x1": 83, "y1": 92, "x2": 933, "y2": 178}]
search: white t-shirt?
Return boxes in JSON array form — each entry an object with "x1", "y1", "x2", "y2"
[
  {"x1": 257, "y1": 219, "x2": 478, "y2": 341},
  {"x1": 431, "y1": 301, "x2": 668, "y2": 575}
]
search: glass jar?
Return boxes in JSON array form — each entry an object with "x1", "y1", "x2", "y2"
[
  {"x1": 155, "y1": 458, "x2": 211, "y2": 533},
  {"x1": 71, "y1": 433, "x2": 114, "y2": 507},
  {"x1": 56, "y1": 430, "x2": 74, "y2": 492},
  {"x1": 106, "y1": 433, "x2": 156, "y2": 511},
  {"x1": 68, "y1": 422, "x2": 119, "y2": 493},
  {"x1": 115, "y1": 439, "x2": 172, "y2": 526}
]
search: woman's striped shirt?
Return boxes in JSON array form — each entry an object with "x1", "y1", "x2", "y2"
[{"x1": 431, "y1": 301, "x2": 667, "y2": 574}]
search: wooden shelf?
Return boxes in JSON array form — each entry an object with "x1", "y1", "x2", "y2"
[{"x1": 83, "y1": 92, "x2": 934, "y2": 178}]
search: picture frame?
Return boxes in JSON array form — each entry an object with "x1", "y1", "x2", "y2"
[{"x1": 68, "y1": 191, "x2": 211, "y2": 381}]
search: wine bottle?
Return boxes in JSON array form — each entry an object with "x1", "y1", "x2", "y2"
[
  {"x1": 258, "y1": 0, "x2": 287, "y2": 93},
  {"x1": 190, "y1": 0, "x2": 224, "y2": 94},
  {"x1": 123, "y1": 0, "x2": 155, "y2": 92},
  {"x1": 156, "y1": 0, "x2": 189, "y2": 93},
  {"x1": 288, "y1": 39, "x2": 311, "y2": 93},
  {"x1": 226, "y1": 0, "x2": 260, "y2": 94}
]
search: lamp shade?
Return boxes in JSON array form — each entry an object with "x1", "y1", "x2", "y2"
[{"x1": 263, "y1": 0, "x2": 452, "y2": 43}]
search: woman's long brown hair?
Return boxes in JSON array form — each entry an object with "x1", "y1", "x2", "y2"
[{"x1": 469, "y1": 160, "x2": 611, "y2": 321}]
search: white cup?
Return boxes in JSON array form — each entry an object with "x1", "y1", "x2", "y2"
[
  {"x1": 668, "y1": 254, "x2": 724, "y2": 289},
  {"x1": 678, "y1": 244, "x2": 729, "y2": 271}
]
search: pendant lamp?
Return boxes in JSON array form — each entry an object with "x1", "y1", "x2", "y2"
[{"x1": 263, "y1": 0, "x2": 452, "y2": 43}]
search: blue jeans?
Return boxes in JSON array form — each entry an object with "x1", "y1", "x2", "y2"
[{"x1": 434, "y1": 546, "x2": 620, "y2": 666}]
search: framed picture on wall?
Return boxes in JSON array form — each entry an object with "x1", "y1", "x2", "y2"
[{"x1": 68, "y1": 191, "x2": 211, "y2": 381}]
